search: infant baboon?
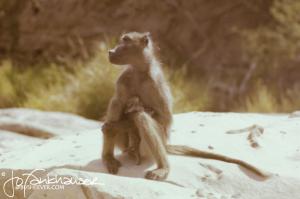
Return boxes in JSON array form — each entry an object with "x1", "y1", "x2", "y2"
[
  {"x1": 124, "y1": 97, "x2": 142, "y2": 164},
  {"x1": 124, "y1": 96, "x2": 154, "y2": 165},
  {"x1": 102, "y1": 32, "x2": 269, "y2": 180}
]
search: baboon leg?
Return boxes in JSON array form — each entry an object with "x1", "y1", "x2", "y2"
[
  {"x1": 131, "y1": 111, "x2": 169, "y2": 180},
  {"x1": 102, "y1": 120, "x2": 132, "y2": 174}
]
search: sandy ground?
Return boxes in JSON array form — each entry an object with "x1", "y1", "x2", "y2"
[{"x1": 0, "y1": 109, "x2": 299, "y2": 199}]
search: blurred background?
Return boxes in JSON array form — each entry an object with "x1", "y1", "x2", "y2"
[{"x1": 0, "y1": 0, "x2": 299, "y2": 120}]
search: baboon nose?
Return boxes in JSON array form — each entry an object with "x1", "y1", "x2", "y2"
[
  {"x1": 108, "y1": 49, "x2": 115, "y2": 63},
  {"x1": 108, "y1": 50, "x2": 114, "y2": 55}
]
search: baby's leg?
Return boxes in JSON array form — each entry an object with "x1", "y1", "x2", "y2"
[
  {"x1": 125, "y1": 97, "x2": 144, "y2": 164},
  {"x1": 127, "y1": 128, "x2": 141, "y2": 165},
  {"x1": 124, "y1": 97, "x2": 156, "y2": 164}
]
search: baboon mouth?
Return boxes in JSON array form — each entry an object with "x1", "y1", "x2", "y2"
[
  {"x1": 108, "y1": 52, "x2": 117, "y2": 64},
  {"x1": 108, "y1": 52, "x2": 126, "y2": 65}
]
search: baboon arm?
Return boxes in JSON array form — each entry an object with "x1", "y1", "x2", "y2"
[
  {"x1": 106, "y1": 83, "x2": 128, "y2": 122},
  {"x1": 166, "y1": 145, "x2": 270, "y2": 178},
  {"x1": 102, "y1": 132, "x2": 116, "y2": 158},
  {"x1": 101, "y1": 120, "x2": 132, "y2": 174},
  {"x1": 106, "y1": 97, "x2": 124, "y2": 122}
]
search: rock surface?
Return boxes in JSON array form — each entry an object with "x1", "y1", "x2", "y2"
[{"x1": 0, "y1": 109, "x2": 300, "y2": 199}]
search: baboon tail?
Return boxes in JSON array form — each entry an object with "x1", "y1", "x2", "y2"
[{"x1": 166, "y1": 144, "x2": 270, "y2": 178}]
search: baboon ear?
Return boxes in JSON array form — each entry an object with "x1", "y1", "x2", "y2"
[{"x1": 141, "y1": 32, "x2": 151, "y2": 47}]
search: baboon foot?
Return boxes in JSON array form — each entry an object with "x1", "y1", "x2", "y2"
[
  {"x1": 101, "y1": 122, "x2": 115, "y2": 134},
  {"x1": 145, "y1": 168, "x2": 169, "y2": 180},
  {"x1": 104, "y1": 156, "x2": 121, "y2": 174}
]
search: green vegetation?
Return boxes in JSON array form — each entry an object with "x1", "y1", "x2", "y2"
[
  {"x1": 0, "y1": 44, "x2": 212, "y2": 119},
  {"x1": 1, "y1": 0, "x2": 300, "y2": 118},
  {"x1": 167, "y1": 68, "x2": 212, "y2": 113},
  {"x1": 1, "y1": 43, "x2": 298, "y2": 120},
  {"x1": 0, "y1": 45, "x2": 119, "y2": 119},
  {"x1": 234, "y1": 0, "x2": 300, "y2": 113}
]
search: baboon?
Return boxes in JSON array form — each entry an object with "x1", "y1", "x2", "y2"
[{"x1": 102, "y1": 32, "x2": 269, "y2": 180}]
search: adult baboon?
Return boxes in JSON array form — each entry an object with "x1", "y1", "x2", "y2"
[{"x1": 102, "y1": 32, "x2": 269, "y2": 180}]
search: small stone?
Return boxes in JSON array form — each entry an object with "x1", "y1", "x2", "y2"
[
  {"x1": 195, "y1": 189, "x2": 204, "y2": 197},
  {"x1": 289, "y1": 111, "x2": 300, "y2": 118}
]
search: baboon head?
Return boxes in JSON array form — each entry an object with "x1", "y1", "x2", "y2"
[{"x1": 108, "y1": 32, "x2": 151, "y2": 66}]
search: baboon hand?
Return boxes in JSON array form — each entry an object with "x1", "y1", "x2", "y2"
[
  {"x1": 125, "y1": 97, "x2": 144, "y2": 114},
  {"x1": 125, "y1": 97, "x2": 155, "y2": 116},
  {"x1": 101, "y1": 122, "x2": 116, "y2": 133},
  {"x1": 144, "y1": 107, "x2": 155, "y2": 116}
]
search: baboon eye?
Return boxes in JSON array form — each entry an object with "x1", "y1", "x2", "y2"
[
  {"x1": 122, "y1": 36, "x2": 132, "y2": 43},
  {"x1": 141, "y1": 36, "x2": 149, "y2": 46}
]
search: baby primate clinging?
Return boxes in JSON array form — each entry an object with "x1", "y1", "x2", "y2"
[{"x1": 125, "y1": 97, "x2": 155, "y2": 165}]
